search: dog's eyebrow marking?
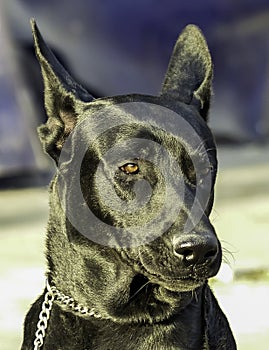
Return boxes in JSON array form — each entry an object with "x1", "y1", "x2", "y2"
[{"x1": 120, "y1": 163, "x2": 139, "y2": 175}]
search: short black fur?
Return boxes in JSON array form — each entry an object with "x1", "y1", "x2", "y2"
[{"x1": 21, "y1": 20, "x2": 236, "y2": 349}]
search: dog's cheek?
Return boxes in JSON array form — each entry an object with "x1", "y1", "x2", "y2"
[{"x1": 82, "y1": 253, "x2": 135, "y2": 304}]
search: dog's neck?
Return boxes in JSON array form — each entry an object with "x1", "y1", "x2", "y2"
[
  {"x1": 47, "y1": 279, "x2": 114, "y2": 320},
  {"x1": 33, "y1": 279, "x2": 207, "y2": 349}
]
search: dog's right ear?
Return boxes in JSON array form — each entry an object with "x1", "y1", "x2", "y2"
[
  {"x1": 160, "y1": 25, "x2": 213, "y2": 121},
  {"x1": 31, "y1": 19, "x2": 94, "y2": 163}
]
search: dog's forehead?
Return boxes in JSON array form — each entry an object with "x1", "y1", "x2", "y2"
[{"x1": 80, "y1": 93, "x2": 214, "y2": 145}]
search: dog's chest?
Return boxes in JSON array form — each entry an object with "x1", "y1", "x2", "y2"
[
  {"x1": 91, "y1": 326, "x2": 203, "y2": 350},
  {"x1": 44, "y1": 311, "x2": 203, "y2": 350},
  {"x1": 91, "y1": 322, "x2": 203, "y2": 350}
]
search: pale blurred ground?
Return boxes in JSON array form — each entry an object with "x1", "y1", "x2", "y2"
[
  {"x1": 212, "y1": 144, "x2": 269, "y2": 350},
  {"x1": 0, "y1": 143, "x2": 268, "y2": 350}
]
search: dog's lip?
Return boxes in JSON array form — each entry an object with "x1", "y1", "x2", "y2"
[
  {"x1": 141, "y1": 268, "x2": 206, "y2": 292},
  {"x1": 136, "y1": 259, "x2": 214, "y2": 291},
  {"x1": 155, "y1": 275, "x2": 205, "y2": 292}
]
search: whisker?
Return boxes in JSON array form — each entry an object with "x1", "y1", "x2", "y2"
[
  {"x1": 198, "y1": 147, "x2": 216, "y2": 158},
  {"x1": 128, "y1": 281, "x2": 151, "y2": 302},
  {"x1": 220, "y1": 240, "x2": 237, "y2": 266},
  {"x1": 192, "y1": 138, "x2": 216, "y2": 156}
]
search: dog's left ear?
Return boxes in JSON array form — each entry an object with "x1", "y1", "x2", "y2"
[
  {"x1": 160, "y1": 25, "x2": 213, "y2": 121},
  {"x1": 31, "y1": 19, "x2": 94, "y2": 163}
]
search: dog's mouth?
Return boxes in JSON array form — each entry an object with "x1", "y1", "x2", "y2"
[
  {"x1": 149, "y1": 272, "x2": 206, "y2": 292},
  {"x1": 154, "y1": 274, "x2": 206, "y2": 292},
  {"x1": 128, "y1": 272, "x2": 204, "y2": 302},
  {"x1": 134, "y1": 260, "x2": 215, "y2": 294}
]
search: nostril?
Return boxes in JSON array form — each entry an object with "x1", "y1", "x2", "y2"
[
  {"x1": 175, "y1": 245, "x2": 195, "y2": 262},
  {"x1": 184, "y1": 250, "x2": 195, "y2": 262}
]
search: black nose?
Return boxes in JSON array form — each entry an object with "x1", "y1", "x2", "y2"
[{"x1": 173, "y1": 234, "x2": 219, "y2": 265}]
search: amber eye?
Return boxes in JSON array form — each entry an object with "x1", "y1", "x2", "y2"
[{"x1": 120, "y1": 163, "x2": 139, "y2": 175}]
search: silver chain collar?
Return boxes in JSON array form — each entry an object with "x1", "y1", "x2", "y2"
[{"x1": 33, "y1": 279, "x2": 109, "y2": 349}]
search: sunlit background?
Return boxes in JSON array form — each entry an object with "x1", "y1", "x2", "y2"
[{"x1": 0, "y1": 1, "x2": 269, "y2": 349}]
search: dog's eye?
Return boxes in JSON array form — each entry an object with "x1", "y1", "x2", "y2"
[{"x1": 120, "y1": 163, "x2": 139, "y2": 175}]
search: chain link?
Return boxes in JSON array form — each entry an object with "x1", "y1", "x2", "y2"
[
  {"x1": 33, "y1": 279, "x2": 112, "y2": 349},
  {"x1": 33, "y1": 281, "x2": 54, "y2": 350},
  {"x1": 52, "y1": 286, "x2": 104, "y2": 318}
]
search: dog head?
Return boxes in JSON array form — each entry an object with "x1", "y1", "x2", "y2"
[{"x1": 32, "y1": 20, "x2": 221, "y2": 323}]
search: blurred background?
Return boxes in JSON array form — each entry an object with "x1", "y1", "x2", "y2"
[{"x1": 0, "y1": 0, "x2": 268, "y2": 349}]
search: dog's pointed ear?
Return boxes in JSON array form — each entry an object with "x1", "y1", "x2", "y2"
[
  {"x1": 31, "y1": 19, "x2": 94, "y2": 163},
  {"x1": 160, "y1": 25, "x2": 213, "y2": 121}
]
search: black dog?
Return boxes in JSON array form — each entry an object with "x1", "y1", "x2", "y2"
[{"x1": 21, "y1": 20, "x2": 236, "y2": 349}]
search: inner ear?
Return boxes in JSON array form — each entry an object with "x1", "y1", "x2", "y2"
[
  {"x1": 37, "y1": 93, "x2": 79, "y2": 163},
  {"x1": 31, "y1": 19, "x2": 94, "y2": 163},
  {"x1": 56, "y1": 96, "x2": 78, "y2": 149},
  {"x1": 60, "y1": 95, "x2": 77, "y2": 130}
]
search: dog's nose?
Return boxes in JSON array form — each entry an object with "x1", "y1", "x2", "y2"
[{"x1": 173, "y1": 234, "x2": 219, "y2": 265}]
